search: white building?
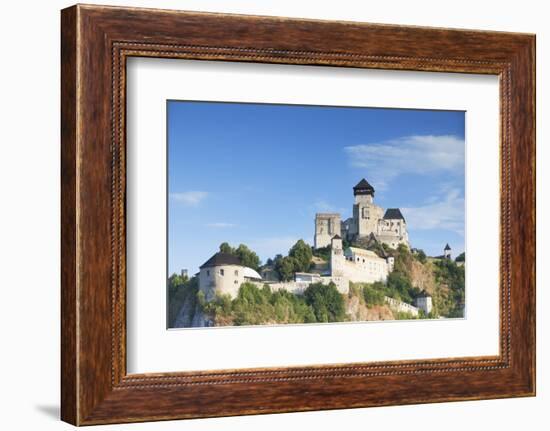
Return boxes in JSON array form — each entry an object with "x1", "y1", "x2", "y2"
[
  {"x1": 330, "y1": 236, "x2": 392, "y2": 285},
  {"x1": 415, "y1": 290, "x2": 433, "y2": 315},
  {"x1": 198, "y1": 252, "x2": 262, "y2": 301}
]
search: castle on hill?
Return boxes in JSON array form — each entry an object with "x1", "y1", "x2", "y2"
[
  {"x1": 192, "y1": 178, "x2": 444, "y2": 317},
  {"x1": 314, "y1": 178, "x2": 409, "y2": 250}
]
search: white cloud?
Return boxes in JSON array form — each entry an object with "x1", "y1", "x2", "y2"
[
  {"x1": 205, "y1": 222, "x2": 237, "y2": 228},
  {"x1": 170, "y1": 191, "x2": 208, "y2": 206},
  {"x1": 344, "y1": 135, "x2": 464, "y2": 188},
  {"x1": 401, "y1": 187, "x2": 464, "y2": 235}
]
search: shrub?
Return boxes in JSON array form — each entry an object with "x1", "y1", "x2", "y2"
[
  {"x1": 312, "y1": 245, "x2": 331, "y2": 261},
  {"x1": 362, "y1": 283, "x2": 385, "y2": 307},
  {"x1": 415, "y1": 249, "x2": 427, "y2": 263},
  {"x1": 395, "y1": 311, "x2": 418, "y2": 320},
  {"x1": 304, "y1": 282, "x2": 346, "y2": 323},
  {"x1": 433, "y1": 259, "x2": 465, "y2": 317}
]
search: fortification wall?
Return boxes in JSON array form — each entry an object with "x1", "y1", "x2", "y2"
[
  {"x1": 341, "y1": 258, "x2": 388, "y2": 283},
  {"x1": 258, "y1": 275, "x2": 349, "y2": 296},
  {"x1": 384, "y1": 296, "x2": 419, "y2": 317}
]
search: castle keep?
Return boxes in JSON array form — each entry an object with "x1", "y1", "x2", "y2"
[{"x1": 315, "y1": 178, "x2": 409, "y2": 249}]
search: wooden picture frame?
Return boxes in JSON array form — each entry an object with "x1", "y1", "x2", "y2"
[{"x1": 61, "y1": 4, "x2": 535, "y2": 425}]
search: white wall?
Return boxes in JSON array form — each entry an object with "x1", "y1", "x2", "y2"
[{"x1": 0, "y1": 0, "x2": 546, "y2": 430}]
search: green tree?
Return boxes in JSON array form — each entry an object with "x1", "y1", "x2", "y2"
[
  {"x1": 288, "y1": 239, "x2": 313, "y2": 272},
  {"x1": 304, "y1": 282, "x2": 346, "y2": 323},
  {"x1": 415, "y1": 249, "x2": 427, "y2": 263},
  {"x1": 312, "y1": 245, "x2": 331, "y2": 261},
  {"x1": 386, "y1": 271, "x2": 418, "y2": 303},
  {"x1": 235, "y1": 244, "x2": 261, "y2": 271},
  {"x1": 218, "y1": 242, "x2": 261, "y2": 271},
  {"x1": 274, "y1": 256, "x2": 298, "y2": 281},
  {"x1": 455, "y1": 252, "x2": 465, "y2": 263},
  {"x1": 219, "y1": 242, "x2": 233, "y2": 254}
]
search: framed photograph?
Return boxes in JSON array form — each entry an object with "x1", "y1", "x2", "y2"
[{"x1": 61, "y1": 4, "x2": 535, "y2": 425}]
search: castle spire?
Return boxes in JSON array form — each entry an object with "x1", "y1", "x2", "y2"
[{"x1": 353, "y1": 178, "x2": 375, "y2": 196}]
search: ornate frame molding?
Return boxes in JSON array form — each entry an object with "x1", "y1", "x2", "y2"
[{"x1": 61, "y1": 5, "x2": 535, "y2": 425}]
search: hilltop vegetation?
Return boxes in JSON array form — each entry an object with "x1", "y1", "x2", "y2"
[
  {"x1": 314, "y1": 242, "x2": 465, "y2": 319},
  {"x1": 375, "y1": 243, "x2": 465, "y2": 318},
  {"x1": 168, "y1": 241, "x2": 465, "y2": 328},
  {"x1": 201, "y1": 282, "x2": 346, "y2": 326},
  {"x1": 167, "y1": 273, "x2": 199, "y2": 327},
  {"x1": 433, "y1": 258, "x2": 465, "y2": 317}
]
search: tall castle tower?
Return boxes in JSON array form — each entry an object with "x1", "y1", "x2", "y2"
[
  {"x1": 314, "y1": 213, "x2": 341, "y2": 249},
  {"x1": 351, "y1": 179, "x2": 384, "y2": 240},
  {"x1": 314, "y1": 178, "x2": 409, "y2": 250}
]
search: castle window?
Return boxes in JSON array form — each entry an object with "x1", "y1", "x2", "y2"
[
  {"x1": 234, "y1": 270, "x2": 239, "y2": 276},
  {"x1": 220, "y1": 268, "x2": 225, "y2": 276}
]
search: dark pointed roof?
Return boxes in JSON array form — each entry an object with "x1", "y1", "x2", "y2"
[
  {"x1": 353, "y1": 178, "x2": 375, "y2": 196},
  {"x1": 332, "y1": 234, "x2": 342, "y2": 240},
  {"x1": 444, "y1": 243, "x2": 451, "y2": 250},
  {"x1": 383, "y1": 208, "x2": 405, "y2": 221},
  {"x1": 200, "y1": 252, "x2": 241, "y2": 269}
]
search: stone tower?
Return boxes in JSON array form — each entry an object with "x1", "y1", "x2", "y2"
[
  {"x1": 314, "y1": 213, "x2": 341, "y2": 249},
  {"x1": 444, "y1": 243, "x2": 452, "y2": 259},
  {"x1": 330, "y1": 235, "x2": 345, "y2": 278},
  {"x1": 351, "y1": 178, "x2": 384, "y2": 240}
]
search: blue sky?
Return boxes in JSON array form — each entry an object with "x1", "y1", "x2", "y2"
[{"x1": 168, "y1": 101, "x2": 465, "y2": 275}]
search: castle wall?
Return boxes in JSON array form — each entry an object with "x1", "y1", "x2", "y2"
[
  {"x1": 377, "y1": 218, "x2": 409, "y2": 248},
  {"x1": 344, "y1": 247, "x2": 389, "y2": 282},
  {"x1": 385, "y1": 296, "x2": 419, "y2": 317},
  {"x1": 341, "y1": 255, "x2": 389, "y2": 283},
  {"x1": 262, "y1": 275, "x2": 349, "y2": 295}
]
